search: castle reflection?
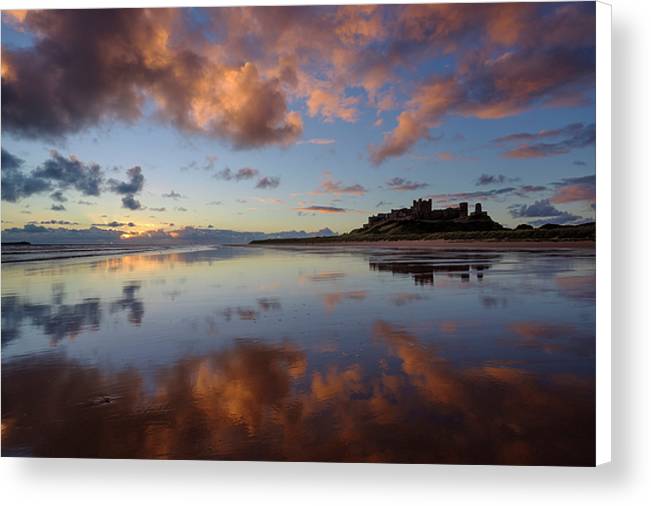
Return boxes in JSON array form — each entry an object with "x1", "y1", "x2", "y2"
[{"x1": 369, "y1": 260, "x2": 492, "y2": 285}]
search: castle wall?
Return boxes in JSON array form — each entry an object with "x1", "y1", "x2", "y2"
[{"x1": 366, "y1": 200, "x2": 485, "y2": 227}]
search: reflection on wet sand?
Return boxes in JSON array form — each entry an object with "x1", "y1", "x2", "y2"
[
  {"x1": 1, "y1": 295, "x2": 102, "y2": 346},
  {"x1": 369, "y1": 259, "x2": 492, "y2": 286},
  {"x1": 2, "y1": 322, "x2": 594, "y2": 465},
  {"x1": 1, "y1": 281, "x2": 145, "y2": 346},
  {"x1": 1, "y1": 245, "x2": 596, "y2": 464}
]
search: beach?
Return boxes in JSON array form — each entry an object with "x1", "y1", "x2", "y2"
[
  {"x1": 1, "y1": 244, "x2": 596, "y2": 464},
  {"x1": 249, "y1": 239, "x2": 596, "y2": 251}
]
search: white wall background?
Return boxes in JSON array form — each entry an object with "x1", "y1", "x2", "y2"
[{"x1": 1, "y1": 0, "x2": 649, "y2": 504}]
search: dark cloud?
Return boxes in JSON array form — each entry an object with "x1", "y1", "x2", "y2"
[
  {"x1": 121, "y1": 194, "x2": 142, "y2": 210},
  {"x1": 162, "y1": 190, "x2": 184, "y2": 199},
  {"x1": 385, "y1": 177, "x2": 428, "y2": 191},
  {"x1": 1, "y1": 149, "x2": 52, "y2": 202},
  {"x1": 256, "y1": 176, "x2": 280, "y2": 189},
  {"x1": 107, "y1": 166, "x2": 144, "y2": 209},
  {"x1": 50, "y1": 190, "x2": 68, "y2": 203},
  {"x1": 1, "y1": 149, "x2": 142, "y2": 208},
  {"x1": 37, "y1": 220, "x2": 79, "y2": 225},
  {"x1": 495, "y1": 123, "x2": 595, "y2": 159},
  {"x1": 476, "y1": 174, "x2": 519, "y2": 186},
  {"x1": 1, "y1": 224, "x2": 123, "y2": 243},
  {"x1": 93, "y1": 221, "x2": 128, "y2": 228},
  {"x1": 508, "y1": 199, "x2": 582, "y2": 225},
  {"x1": 215, "y1": 167, "x2": 261, "y2": 182},
  {"x1": 376, "y1": 201, "x2": 392, "y2": 208},
  {"x1": 235, "y1": 167, "x2": 259, "y2": 181},
  {"x1": 50, "y1": 204, "x2": 66, "y2": 211},
  {"x1": 429, "y1": 184, "x2": 547, "y2": 204},
  {"x1": 149, "y1": 207, "x2": 166, "y2": 212},
  {"x1": 0, "y1": 223, "x2": 337, "y2": 245},
  {"x1": 32, "y1": 151, "x2": 103, "y2": 196},
  {"x1": 108, "y1": 166, "x2": 144, "y2": 195}
]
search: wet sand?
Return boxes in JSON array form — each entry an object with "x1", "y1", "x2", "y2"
[{"x1": 250, "y1": 239, "x2": 596, "y2": 251}]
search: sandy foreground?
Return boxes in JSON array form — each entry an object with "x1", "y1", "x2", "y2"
[{"x1": 250, "y1": 239, "x2": 596, "y2": 251}]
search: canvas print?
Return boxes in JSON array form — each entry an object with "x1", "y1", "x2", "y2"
[{"x1": 1, "y1": 3, "x2": 597, "y2": 465}]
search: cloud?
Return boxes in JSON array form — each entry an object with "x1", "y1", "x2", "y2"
[
  {"x1": 108, "y1": 166, "x2": 144, "y2": 194},
  {"x1": 1, "y1": 149, "x2": 52, "y2": 202},
  {"x1": 255, "y1": 176, "x2": 280, "y2": 189},
  {"x1": 429, "y1": 184, "x2": 548, "y2": 204},
  {"x1": 314, "y1": 174, "x2": 367, "y2": 196},
  {"x1": 368, "y1": 3, "x2": 595, "y2": 164},
  {"x1": 215, "y1": 167, "x2": 260, "y2": 182},
  {"x1": 235, "y1": 167, "x2": 259, "y2": 181},
  {"x1": 121, "y1": 194, "x2": 142, "y2": 210},
  {"x1": 295, "y1": 205, "x2": 346, "y2": 214},
  {"x1": 31, "y1": 151, "x2": 104, "y2": 196},
  {"x1": 299, "y1": 138, "x2": 336, "y2": 145},
  {"x1": 550, "y1": 175, "x2": 595, "y2": 204},
  {"x1": 495, "y1": 123, "x2": 595, "y2": 159},
  {"x1": 50, "y1": 190, "x2": 68, "y2": 203},
  {"x1": 476, "y1": 174, "x2": 518, "y2": 186},
  {"x1": 93, "y1": 221, "x2": 128, "y2": 228},
  {"x1": 385, "y1": 177, "x2": 429, "y2": 191},
  {"x1": 376, "y1": 200, "x2": 392, "y2": 208},
  {"x1": 2, "y1": 10, "x2": 302, "y2": 147},
  {"x1": 162, "y1": 190, "x2": 184, "y2": 199},
  {"x1": 1, "y1": 224, "x2": 124, "y2": 243},
  {"x1": 149, "y1": 207, "x2": 166, "y2": 212},
  {"x1": 77, "y1": 200, "x2": 96, "y2": 206},
  {"x1": 206, "y1": 201, "x2": 222, "y2": 206},
  {"x1": 1, "y1": 149, "x2": 151, "y2": 211},
  {"x1": 3, "y1": 4, "x2": 594, "y2": 161},
  {"x1": 37, "y1": 220, "x2": 79, "y2": 225},
  {"x1": 50, "y1": 204, "x2": 66, "y2": 211},
  {"x1": 107, "y1": 166, "x2": 144, "y2": 209},
  {"x1": 180, "y1": 155, "x2": 218, "y2": 172},
  {"x1": 508, "y1": 198, "x2": 583, "y2": 225}
]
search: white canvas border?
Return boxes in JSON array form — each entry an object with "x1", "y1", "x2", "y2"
[{"x1": 595, "y1": 0, "x2": 612, "y2": 466}]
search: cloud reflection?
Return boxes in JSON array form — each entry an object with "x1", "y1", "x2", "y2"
[{"x1": 2, "y1": 324, "x2": 594, "y2": 464}]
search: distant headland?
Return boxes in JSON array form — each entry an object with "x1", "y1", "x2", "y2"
[{"x1": 250, "y1": 197, "x2": 595, "y2": 245}]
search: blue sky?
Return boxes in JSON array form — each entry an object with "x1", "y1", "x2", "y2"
[{"x1": 1, "y1": 4, "x2": 596, "y2": 240}]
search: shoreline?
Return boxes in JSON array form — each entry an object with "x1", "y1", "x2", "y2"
[{"x1": 247, "y1": 239, "x2": 596, "y2": 251}]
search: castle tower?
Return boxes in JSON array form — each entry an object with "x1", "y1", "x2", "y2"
[
  {"x1": 475, "y1": 203, "x2": 482, "y2": 214},
  {"x1": 412, "y1": 198, "x2": 432, "y2": 218},
  {"x1": 459, "y1": 202, "x2": 468, "y2": 217}
]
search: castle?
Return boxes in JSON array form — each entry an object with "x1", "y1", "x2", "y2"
[{"x1": 364, "y1": 199, "x2": 488, "y2": 228}]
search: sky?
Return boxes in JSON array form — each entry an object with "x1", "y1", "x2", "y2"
[{"x1": 0, "y1": 3, "x2": 596, "y2": 243}]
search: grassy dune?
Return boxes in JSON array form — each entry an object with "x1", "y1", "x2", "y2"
[{"x1": 250, "y1": 222, "x2": 596, "y2": 245}]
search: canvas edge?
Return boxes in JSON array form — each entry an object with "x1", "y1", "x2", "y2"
[{"x1": 595, "y1": 0, "x2": 612, "y2": 467}]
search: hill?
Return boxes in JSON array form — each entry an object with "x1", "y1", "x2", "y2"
[{"x1": 250, "y1": 222, "x2": 596, "y2": 245}]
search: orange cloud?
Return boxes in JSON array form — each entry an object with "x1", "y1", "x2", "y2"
[
  {"x1": 551, "y1": 184, "x2": 595, "y2": 203},
  {"x1": 295, "y1": 205, "x2": 347, "y2": 214}
]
